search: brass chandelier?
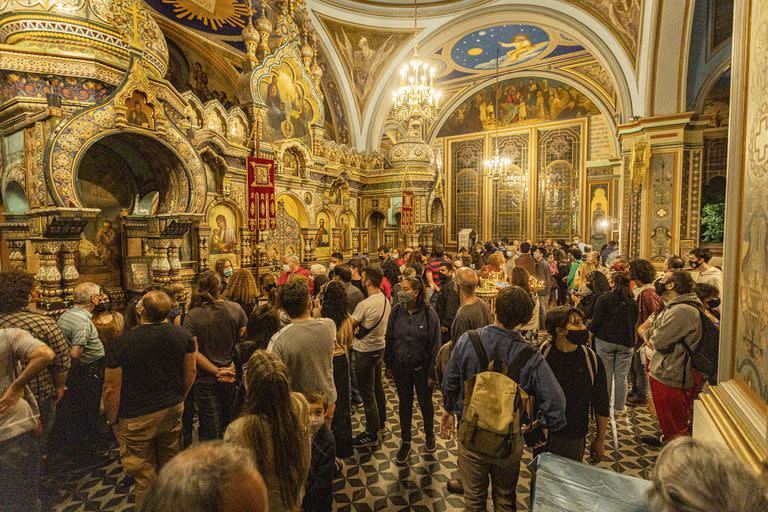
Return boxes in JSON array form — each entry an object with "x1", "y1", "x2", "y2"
[{"x1": 484, "y1": 47, "x2": 511, "y2": 180}]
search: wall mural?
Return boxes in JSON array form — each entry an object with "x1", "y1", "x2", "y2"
[
  {"x1": 165, "y1": 37, "x2": 237, "y2": 108},
  {"x1": 702, "y1": 70, "x2": 730, "y2": 127},
  {"x1": 0, "y1": 71, "x2": 112, "y2": 104},
  {"x1": 451, "y1": 24, "x2": 551, "y2": 70},
  {"x1": 338, "y1": 213, "x2": 353, "y2": 253},
  {"x1": 208, "y1": 203, "x2": 238, "y2": 256},
  {"x1": 568, "y1": 0, "x2": 641, "y2": 61},
  {"x1": 587, "y1": 180, "x2": 611, "y2": 249},
  {"x1": 319, "y1": 15, "x2": 412, "y2": 113},
  {"x1": 438, "y1": 76, "x2": 599, "y2": 138},
  {"x1": 259, "y1": 63, "x2": 316, "y2": 146},
  {"x1": 323, "y1": 79, "x2": 350, "y2": 145}
]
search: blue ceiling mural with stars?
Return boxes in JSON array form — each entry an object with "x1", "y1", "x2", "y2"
[{"x1": 451, "y1": 24, "x2": 552, "y2": 70}]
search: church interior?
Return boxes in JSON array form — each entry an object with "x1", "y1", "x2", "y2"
[{"x1": 0, "y1": 0, "x2": 766, "y2": 510}]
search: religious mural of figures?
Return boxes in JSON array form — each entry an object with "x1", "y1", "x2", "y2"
[
  {"x1": 314, "y1": 216, "x2": 330, "y2": 248},
  {"x1": 260, "y1": 65, "x2": 315, "y2": 145},
  {"x1": 338, "y1": 214, "x2": 352, "y2": 253},
  {"x1": 208, "y1": 203, "x2": 238, "y2": 256},
  {"x1": 438, "y1": 76, "x2": 599, "y2": 137},
  {"x1": 125, "y1": 91, "x2": 154, "y2": 129},
  {"x1": 451, "y1": 25, "x2": 551, "y2": 70},
  {"x1": 701, "y1": 70, "x2": 730, "y2": 127},
  {"x1": 588, "y1": 182, "x2": 610, "y2": 248}
]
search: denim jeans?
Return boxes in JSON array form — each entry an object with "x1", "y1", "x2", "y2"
[
  {"x1": 391, "y1": 364, "x2": 434, "y2": 444},
  {"x1": 194, "y1": 381, "x2": 236, "y2": 440},
  {"x1": 594, "y1": 339, "x2": 634, "y2": 412},
  {"x1": 629, "y1": 350, "x2": 649, "y2": 400},
  {"x1": 354, "y1": 349, "x2": 386, "y2": 435},
  {"x1": 0, "y1": 431, "x2": 40, "y2": 512}
]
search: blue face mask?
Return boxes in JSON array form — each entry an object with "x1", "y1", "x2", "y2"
[
  {"x1": 565, "y1": 329, "x2": 589, "y2": 345},
  {"x1": 223, "y1": 267, "x2": 233, "y2": 278}
]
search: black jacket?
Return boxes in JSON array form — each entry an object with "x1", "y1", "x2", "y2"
[
  {"x1": 302, "y1": 424, "x2": 335, "y2": 512},
  {"x1": 588, "y1": 291, "x2": 638, "y2": 347},
  {"x1": 380, "y1": 257, "x2": 401, "y2": 287},
  {"x1": 384, "y1": 303, "x2": 441, "y2": 377},
  {"x1": 436, "y1": 277, "x2": 460, "y2": 342}
]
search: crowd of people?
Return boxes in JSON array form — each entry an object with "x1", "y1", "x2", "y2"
[{"x1": 1, "y1": 238, "x2": 765, "y2": 512}]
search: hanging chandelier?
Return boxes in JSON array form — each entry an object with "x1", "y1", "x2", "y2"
[
  {"x1": 484, "y1": 47, "x2": 510, "y2": 180},
  {"x1": 391, "y1": 0, "x2": 441, "y2": 125}
]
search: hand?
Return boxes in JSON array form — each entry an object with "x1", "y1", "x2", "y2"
[
  {"x1": 440, "y1": 410, "x2": 455, "y2": 440},
  {"x1": 55, "y1": 387, "x2": 65, "y2": 404},
  {"x1": 0, "y1": 384, "x2": 22, "y2": 414},
  {"x1": 589, "y1": 438, "x2": 605, "y2": 464}
]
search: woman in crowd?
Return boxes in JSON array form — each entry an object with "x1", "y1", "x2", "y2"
[
  {"x1": 165, "y1": 283, "x2": 189, "y2": 326},
  {"x1": 588, "y1": 272, "x2": 638, "y2": 415},
  {"x1": 384, "y1": 276, "x2": 441, "y2": 466},
  {"x1": 553, "y1": 247, "x2": 571, "y2": 305},
  {"x1": 576, "y1": 270, "x2": 610, "y2": 321},
  {"x1": 509, "y1": 266, "x2": 540, "y2": 345},
  {"x1": 257, "y1": 272, "x2": 278, "y2": 308},
  {"x1": 408, "y1": 249, "x2": 424, "y2": 278},
  {"x1": 92, "y1": 289, "x2": 124, "y2": 347},
  {"x1": 565, "y1": 247, "x2": 582, "y2": 290},
  {"x1": 225, "y1": 350, "x2": 311, "y2": 512},
  {"x1": 573, "y1": 251, "x2": 599, "y2": 292},
  {"x1": 214, "y1": 258, "x2": 234, "y2": 294},
  {"x1": 223, "y1": 268, "x2": 259, "y2": 318},
  {"x1": 479, "y1": 251, "x2": 505, "y2": 279},
  {"x1": 319, "y1": 280, "x2": 354, "y2": 460}
]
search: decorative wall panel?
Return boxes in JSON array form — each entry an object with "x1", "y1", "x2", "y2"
[
  {"x1": 451, "y1": 138, "x2": 484, "y2": 233},
  {"x1": 536, "y1": 125, "x2": 581, "y2": 239},
  {"x1": 648, "y1": 154, "x2": 675, "y2": 262},
  {"x1": 703, "y1": 136, "x2": 728, "y2": 184},
  {"x1": 492, "y1": 133, "x2": 529, "y2": 240}
]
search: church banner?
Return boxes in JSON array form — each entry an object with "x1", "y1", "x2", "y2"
[
  {"x1": 247, "y1": 157, "x2": 276, "y2": 232},
  {"x1": 401, "y1": 191, "x2": 414, "y2": 233}
]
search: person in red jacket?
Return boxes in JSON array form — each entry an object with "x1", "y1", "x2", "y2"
[
  {"x1": 628, "y1": 259, "x2": 663, "y2": 406},
  {"x1": 277, "y1": 254, "x2": 313, "y2": 296}
]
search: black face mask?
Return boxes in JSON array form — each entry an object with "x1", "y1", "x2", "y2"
[
  {"x1": 93, "y1": 301, "x2": 110, "y2": 314},
  {"x1": 654, "y1": 279, "x2": 668, "y2": 297},
  {"x1": 379, "y1": 256, "x2": 386, "y2": 262},
  {"x1": 708, "y1": 298, "x2": 721, "y2": 309},
  {"x1": 565, "y1": 329, "x2": 589, "y2": 345},
  {"x1": 689, "y1": 260, "x2": 701, "y2": 269}
]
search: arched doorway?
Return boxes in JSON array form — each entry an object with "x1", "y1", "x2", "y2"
[
  {"x1": 75, "y1": 132, "x2": 188, "y2": 287},
  {"x1": 369, "y1": 211, "x2": 386, "y2": 253}
]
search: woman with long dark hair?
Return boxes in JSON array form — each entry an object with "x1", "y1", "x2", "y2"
[
  {"x1": 319, "y1": 280, "x2": 354, "y2": 459},
  {"x1": 384, "y1": 276, "x2": 441, "y2": 466},
  {"x1": 589, "y1": 272, "x2": 638, "y2": 415},
  {"x1": 213, "y1": 258, "x2": 233, "y2": 294},
  {"x1": 509, "y1": 266, "x2": 540, "y2": 345},
  {"x1": 576, "y1": 270, "x2": 610, "y2": 321},
  {"x1": 223, "y1": 268, "x2": 258, "y2": 318},
  {"x1": 225, "y1": 350, "x2": 311, "y2": 511}
]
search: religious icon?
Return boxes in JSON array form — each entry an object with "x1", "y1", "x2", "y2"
[
  {"x1": 334, "y1": 29, "x2": 398, "y2": 105},
  {"x1": 339, "y1": 215, "x2": 351, "y2": 253},
  {"x1": 95, "y1": 219, "x2": 121, "y2": 271},
  {"x1": 126, "y1": 92, "x2": 154, "y2": 129},
  {"x1": 314, "y1": 217, "x2": 329, "y2": 248},
  {"x1": 209, "y1": 204, "x2": 238, "y2": 255}
]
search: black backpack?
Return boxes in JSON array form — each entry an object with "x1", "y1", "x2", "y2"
[{"x1": 674, "y1": 301, "x2": 719, "y2": 384}]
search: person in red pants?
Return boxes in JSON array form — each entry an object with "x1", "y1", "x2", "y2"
[{"x1": 642, "y1": 270, "x2": 702, "y2": 440}]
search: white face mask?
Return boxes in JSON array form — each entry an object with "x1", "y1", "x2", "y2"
[
  {"x1": 309, "y1": 416, "x2": 324, "y2": 433},
  {"x1": 283, "y1": 264, "x2": 291, "y2": 273},
  {"x1": 329, "y1": 262, "x2": 336, "y2": 270}
]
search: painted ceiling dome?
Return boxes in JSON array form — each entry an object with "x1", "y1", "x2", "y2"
[{"x1": 0, "y1": 0, "x2": 169, "y2": 79}]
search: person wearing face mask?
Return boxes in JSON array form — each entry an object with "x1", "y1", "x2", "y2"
[
  {"x1": 378, "y1": 245, "x2": 401, "y2": 290},
  {"x1": 214, "y1": 258, "x2": 234, "y2": 294},
  {"x1": 541, "y1": 306, "x2": 609, "y2": 462},
  {"x1": 435, "y1": 261, "x2": 460, "y2": 344},
  {"x1": 693, "y1": 282, "x2": 721, "y2": 325},
  {"x1": 277, "y1": 254, "x2": 314, "y2": 295},
  {"x1": 302, "y1": 390, "x2": 336, "y2": 512},
  {"x1": 92, "y1": 289, "x2": 125, "y2": 347},
  {"x1": 640, "y1": 270, "x2": 703, "y2": 442},
  {"x1": 687, "y1": 248, "x2": 723, "y2": 312},
  {"x1": 384, "y1": 276, "x2": 441, "y2": 465}
]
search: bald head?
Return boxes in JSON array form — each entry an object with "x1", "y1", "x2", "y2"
[
  {"x1": 141, "y1": 290, "x2": 174, "y2": 323},
  {"x1": 455, "y1": 267, "x2": 479, "y2": 294}
]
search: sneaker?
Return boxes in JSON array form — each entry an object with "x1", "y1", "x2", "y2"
[
  {"x1": 353, "y1": 432, "x2": 380, "y2": 449},
  {"x1": 627, "y1": 395, "x2": 648, "y2": 406},
  {"x1": 447, "y1": 478, "x2": 464, "y2": 495},
  {"x1": 396, "y1": 443, "x2": 411, "y2": 465},
  {"x1": 640, "y1": 434, "x2": 663, "y2": 447},
  {"x1": 425, "y1": 436, "x2": 437, "y2": 453}
]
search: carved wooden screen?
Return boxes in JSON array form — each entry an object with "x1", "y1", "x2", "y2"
[
  {"x1": 536, "y1": 126, "x2": 581, "y2": 239},
  {"x1": 451, "y1": 139, "x2": 484, "y2": 233},
  {"x1": 492, "y1": 133, "x2": 529, "y2": 240}
]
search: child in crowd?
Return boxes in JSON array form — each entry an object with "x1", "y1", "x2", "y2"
[{"x1": 302, "y1": 391, "x2": 336, "y2": 512}]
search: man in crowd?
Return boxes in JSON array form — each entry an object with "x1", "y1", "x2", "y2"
[
  {"x1": 533, "y1": 246, "x2": 552, "y2": 326},
  {"x1": 601, "y1": 240, "x2": 618, "y2": 266},
  {"x1": 664, "y1": 255, "x2": 685, "y2": 273},
  {"x1": 269, "y1": 276, "x2": 337, "y2": 407},
  {"x1": 330, "y1": 252, "x2": 345, "y2": 272},
  {"x1": 627, "y1": 259, "x2": 663, "y2": 406},
  {"x1": 441, "y1": 286, "x2": 566, "y2": 510},
  {"x1": 435, "y1": 261, "x2": 460, "y2": 344},
  {"x1": 347, "y1": 259, "x2": 368, "y2": 298},
  {"x1": 572, "y1": 235, "x2": 586, "y2": 253},
  {"x1": 378, "y1": 245, "x2": 401, "y2": 289},
  {"x1": 278, "y1": 254, "x2": 313, "y2": 295},
  {"x1": 55, "y1": 281, "x2": 106, "y2": 463},
  {"x1": 0, "y1": 328, "x2": 55, "y2": 511},
  {"x1": 688, "y1": 248, "x2": 723, "y2": 303},
  {"x1": 335, "y1": 265, "x2": 364, "y2": 314},
  {"x1": 141, "y1": 441, "x2": 268, "y2": 512},
  {"x1": 425, "y1": 243, "x2": 447, "y2": 295},
  {"x1": 514, "y1": 241, "x2": 536, "y2": 276},
  {"x1": 103, "y1": 290, "x2": 196, "y2": 506},
  {"x1": 0, "y1": 271, "x2": 69, "y2": 445},
  {"x1": 641, "y1": 270, "x2": 702, "y2": 441},
  {"x1": 351, "y1": 267, "x2": 391, "y2": 449}
]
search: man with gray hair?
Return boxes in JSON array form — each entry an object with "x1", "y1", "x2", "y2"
[
  {"x1": 55, "y1": 281, "x2": 106, "y2": 464},
  {"x1": 140, "y1": 441, "x2": 268, "y2": 512},
  {"x1": 277, "y1": 254, "x2": 313, "y2": 295}
]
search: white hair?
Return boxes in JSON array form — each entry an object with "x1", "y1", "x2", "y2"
[
  {"x1": 647, "y1": 437, "x2": 768, "y2": 512},
  {"x1": 309, "y1": 264, "x2": 326, "y2": 278},
  {"x1": 284, "y1": 254, "x2": 300, "y2": 265},
  {"x1": 72, "y1": 282, "x2": 100, "y2": 305}
]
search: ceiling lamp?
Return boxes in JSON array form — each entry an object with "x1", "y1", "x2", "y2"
[
  {"x1": 484, "y1": 47, "x2": 510, "y2": 180},
  {"x1": 391, "y1": 0, "x2": 441, "y2": 126}
]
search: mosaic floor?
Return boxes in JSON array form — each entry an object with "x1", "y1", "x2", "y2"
[{"x1": 46, "y1": 372, "x2": 661, "y2": 512}]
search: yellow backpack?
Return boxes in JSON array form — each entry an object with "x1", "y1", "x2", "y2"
[{"x1": 459, "y1": 330, "x2": 536, "y2": 458}]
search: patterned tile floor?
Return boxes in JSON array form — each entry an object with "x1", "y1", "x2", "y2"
[{"x1": 47, "y1": 375, "x2": 661, "y2": 512}]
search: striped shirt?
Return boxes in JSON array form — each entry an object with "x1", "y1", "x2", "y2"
[
  {"x1": 57, "y1": 307, "x2": 105, "y2": 364},
  {"x1": 0, "y1": 311, "x2": 71, "y2": 401}
]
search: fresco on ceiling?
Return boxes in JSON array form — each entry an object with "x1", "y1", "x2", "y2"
[
  {"x1": 258, "y1": 61, "x2": 317, "y2": 146},
  {"x1": 438, "y1": 76, "x2": 599, "y2": 137},
  {"x1": 451, "y1": 24, "x2": 551, "y2": 70},
  {"x1": 165, "y1": 37, "x2": 236, "y2": 108},
  {"x1": 145, "y1": 0, "x2": 249, "y2": 35},
  {"x1": 0, "y1": 71, "x2": 111, "y2": 104},
  {"x1": 701, "y1": 70, "x2": 730, "y2": 127},
  {"x1": 319, "y1": 15, "x2": 412, "y2": 112},
  {"x1": 323, "y1": 79, "x2": 350, "y2": 145}
]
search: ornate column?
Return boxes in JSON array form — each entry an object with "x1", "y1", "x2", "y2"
[
  {"x1": 167, "y1": 238, "x2": 182, "y2": 282},
  {"x1": 420, "y1": 225, "x2": 434, "y2": 253},
  {"x1": 59, "y1": 240, "x2": 80, "y2": 306},
  {"x1": 7, "y1": 240, "x2": 27, "y2": 271},
  {"x1": 147, "y1": 239, "x2": 171, "y2": 284},
  {"x1": 198, "y1": 235, "x2": 210, "y2": 272},
  {"x1": 33, "y1": 241, "x2": 63, "y2": 310},
  {"x1": 300, "y1": 228, "x2": 314, "y2": 264}
]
